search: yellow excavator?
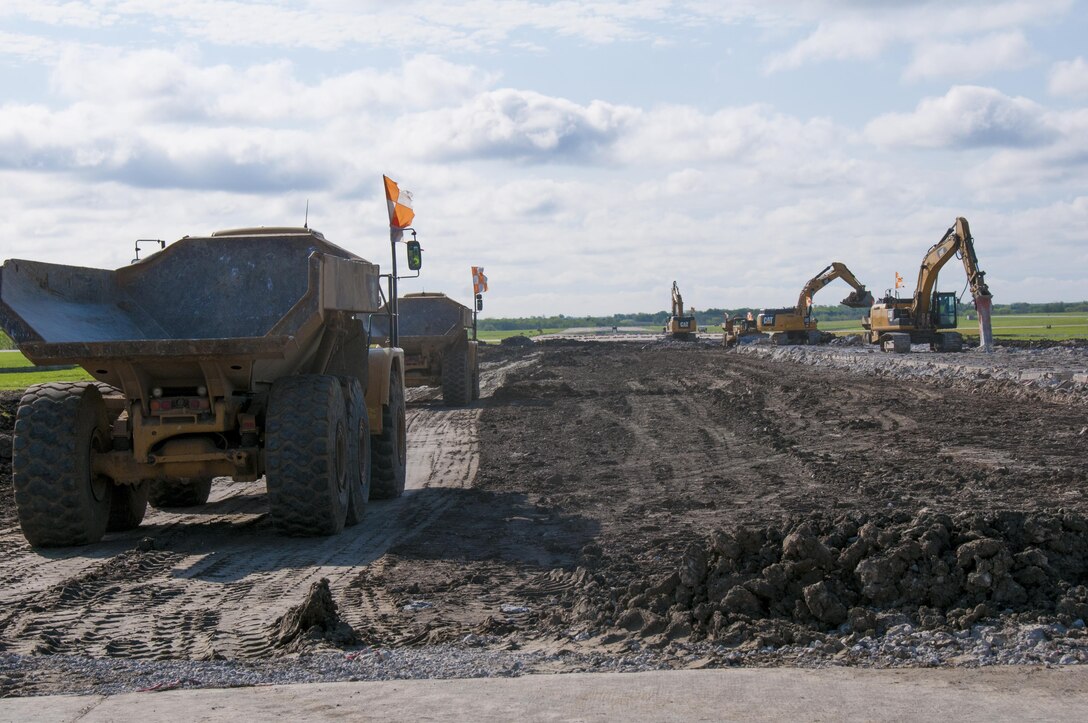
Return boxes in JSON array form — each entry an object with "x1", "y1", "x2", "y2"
[
  {"x1": 666, "y1": 281, "x2": 697, "y2": 339},
  {"x1": 755, "y1": 262, "x2": 874, "y2": 345},
  {"x1": 862, "y1": 217, "x2": 993, "y2": 353}
]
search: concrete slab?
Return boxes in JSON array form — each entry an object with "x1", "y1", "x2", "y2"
[{"x1": 3, "y1": 667, "x2": 1087, "y2": 722}]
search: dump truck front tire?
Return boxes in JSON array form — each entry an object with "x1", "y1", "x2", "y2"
[
  {"x1": 148, "y1": 478, "x2": 213, "y2": 508},
  {"x1": 371, "y1": 368, "x2": 407, "y2": 499},
  {"x1": 108, "y1": 481, "x2": 149, "y2": 532},
  {"x1": 341, "y1": 376, "x2": 371, "y2": 526},
  {"x1": 265, "y1": 375, "x2": 351, "y2": 536},
  {"x1": 12, "y1": 383, "x2": 113, "y2": 547},
  {"x1": 441, "y1": 343, "x2": 472, "y2": 407}
]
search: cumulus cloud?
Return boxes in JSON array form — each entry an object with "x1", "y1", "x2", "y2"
[
  {"x1": 864, "y1": 86, "x2": 1054, "y2": 149},
  {"x1": 49, "y1": 48, "x2": 495, "y2": 122},
  {"x1": 1048, "y1": 57, "x2": 1088, "y2": 97},
  {"x1": 903, "y1": 31, "x2": 1035, "y2": 81},
  {"x1": 391, "y1": 90, "x2": 638, "y2": 163},
  {"x1": 766, "y1": 0, "x2": 1069, "y2": 73}
]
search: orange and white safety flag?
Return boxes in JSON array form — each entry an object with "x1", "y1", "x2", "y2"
[
  {"x1": 894, "y1": 272, "x2": 904, "y2": 289},
  {"x1": 383, "y1": 175, "x2": 415, "y2": 229},
  {"x1": 472, "y1": 266, "x2": 488, "y2": 294}
]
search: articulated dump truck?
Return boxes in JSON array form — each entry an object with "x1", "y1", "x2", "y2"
[
  {"x1": 373, "y1": 292, "x2": 479, "y2": 407},
  {"x1": 0, "y1": 227, "x2": 408, "y2": 547}
]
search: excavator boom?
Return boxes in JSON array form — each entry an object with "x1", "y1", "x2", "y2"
[
  {"x1": 795, "y1": 262, "x2": 874, "y2": 315},
  {"x1": 755, "y1": 261, "x2": 873, "y2": 344}
]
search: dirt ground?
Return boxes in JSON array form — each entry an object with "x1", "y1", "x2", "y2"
[{"x1": 0, "y1": 340, "x2": 1086, "y2": 695}]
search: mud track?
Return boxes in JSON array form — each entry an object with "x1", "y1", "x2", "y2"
[{"x1": 0, "y1": 340, "x2": 1086, "y2": 694}]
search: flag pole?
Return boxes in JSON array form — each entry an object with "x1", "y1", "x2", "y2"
[{"x1": 389, "y1": 227, "x2": 401, "y2": 348}]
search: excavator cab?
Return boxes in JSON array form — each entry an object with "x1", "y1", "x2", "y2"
[{"x1": 931, "y1": 292, "x2": 958, "y2": 329}]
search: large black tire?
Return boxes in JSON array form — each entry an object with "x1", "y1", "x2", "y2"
[
  {"x1": 370, "y1": 368, "x2": 407, "y2": 500},
  {"x1": 108, "y1": 481, "x2": 149, "y2": 532},
  {"x1": 12, "y1": 383, "x2": 113, "y2": 547},
  {"x1": 340, "y1": 376, "x2": 371, "y2": 527},
  {"x1": 441, "y1": 343, "x2": 472, "y2": 407},
  {"x1": 265, "y1": 375, "x2": 351, "y2": 536},
  {"x1": 148, "y1": 478, "x2": 213, "y2": 508}
]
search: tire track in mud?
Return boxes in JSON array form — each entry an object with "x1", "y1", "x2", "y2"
[{"x1": 0, "y1": 362, "x2": 514, "y2": 660}]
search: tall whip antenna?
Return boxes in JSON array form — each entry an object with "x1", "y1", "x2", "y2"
[{"x1": 304, "y1": 199, "x2": 309, "y2": 229}]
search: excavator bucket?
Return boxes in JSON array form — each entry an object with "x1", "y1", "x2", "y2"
[{"x1": 841, "y1": 287, "x2": 875, "y2": 309}]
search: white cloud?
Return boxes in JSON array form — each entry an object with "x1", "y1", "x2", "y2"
[
  {"x1": 903, "y1": 31, "x2": 1035, "y2": 81},
  {"x1": 766, "y1": 18, "x2": 892, "y2": 72},
  {"x1": 49, "y1": 48, "x2": 495, "y2": 122},
  {"x1": 1048, "y1": 57, "x2": 1088, "y2": 97},
  {"x1": 766, "y1": 0, "x2": 1069, "y2": 73},
  {"x1": 865, "y1": 86, "x2": 1054, "y2": 149},
  {"x1": 391, "y1": 90, "x2": 638, "y2": 163}
]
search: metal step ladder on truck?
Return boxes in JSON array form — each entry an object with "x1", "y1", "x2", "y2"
[
  {"x1": 862, "y1": 217, "x2": 993, "y2": 354},
  {"x1": 0, "y1": 223, "x2": 424, "y2": 547}
]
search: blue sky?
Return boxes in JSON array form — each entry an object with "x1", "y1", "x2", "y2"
[{"x1": 0, "y1": 1, "x2": 1085, "y2": 317}]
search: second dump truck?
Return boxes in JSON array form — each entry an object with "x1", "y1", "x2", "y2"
[
  {"x1": 375, "y1": 292, "x2": 479, "y2": 406},
  {"x1": 0, "y1": 226, "x2": 413, "y2": 547}
]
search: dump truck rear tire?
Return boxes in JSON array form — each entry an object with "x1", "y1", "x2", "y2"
[
  {"x1": 340, "y1": 376, "x2": 371, "y2": 526},
  {"x1": 371, "y1": 368, "x2": 407, "y2": 500},
  {"x1": 265, "y1": 374, "x2": 351, "y2": 536},
  {"x1": 148, "y1": 478, "x2": 213, "y2": 508},
  {"x1": 442, "y1": 343, "x2": 472, "y2": 406},
  {"x1": 108, "y1": 481, "x2": 149, "y2": 532},
  {"x1": 12, "y1": 383, "x2": 113, "y2": 547}
]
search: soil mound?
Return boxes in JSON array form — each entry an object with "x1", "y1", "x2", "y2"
[
  {"x1": 500, "y1": 335, "x2": 535, "y2": 348},
  {"x1": 272, "y1": 578, "x2": 357, "y2": 651},
  {"x1": 602, "y1": 510, "x2": 1088, "y2": 644}
]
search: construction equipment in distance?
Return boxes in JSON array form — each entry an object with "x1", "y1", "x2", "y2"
[
  {"x1": 862, "y1": 217, "x2": 993, "y2": 353},
  {"x1": 382, "y1": 292, "x2": 479, "y2": 406},
  {"x1": 0, "y1": 226, "x2": 416, "y2": 547},
  {"x1": 666, "y1": 281, "x2": 698, "y2": 339},
  {"x1": 755, "y1": 262, "x2": 874, "y2": 345},
  {"x1": 721, "y1": 312, "x2": 760, "y2": 346}
]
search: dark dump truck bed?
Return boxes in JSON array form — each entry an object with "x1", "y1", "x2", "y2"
[{"x1": 0, "y1": 228, "x2": 381, "y2": 393}]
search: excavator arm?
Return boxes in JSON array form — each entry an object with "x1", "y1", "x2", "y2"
[
  {"x1": 671, "y1": 281, "x2": 684, "y2": 317},
  {"x1": 795, "y1": 262, "x2": 874, "y2": 315}
]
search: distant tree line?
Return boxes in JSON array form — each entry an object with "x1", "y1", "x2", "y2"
[{"x1": 476, "y1": 300, "x2": 1088, "y2": 332}]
